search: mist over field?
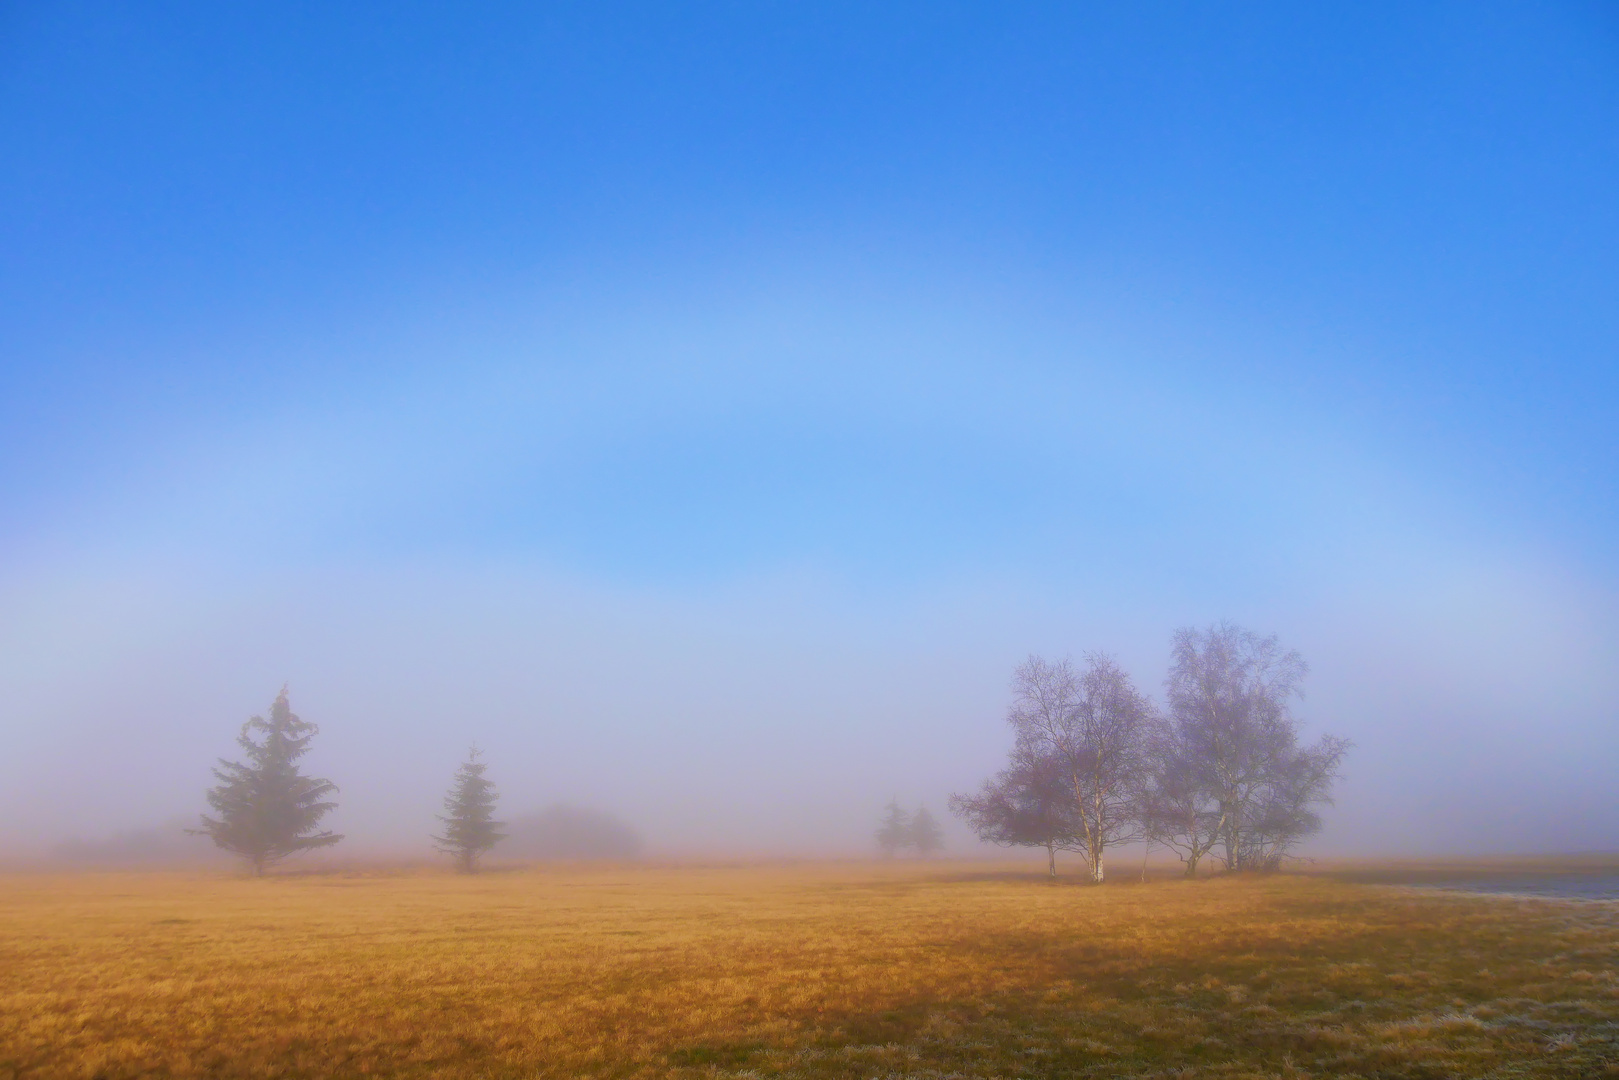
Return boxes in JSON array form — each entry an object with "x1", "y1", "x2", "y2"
[{"x1": 2, "y1": 4, "x2": 1616, "y2": 867}]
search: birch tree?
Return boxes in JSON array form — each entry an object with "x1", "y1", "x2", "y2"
[
  {"x1": 1165, "y1": 623, "x2": 1347, "y2": 871},
  {"x1": 1008, "y1": 654, "x2": 1153, "y2": 883}
]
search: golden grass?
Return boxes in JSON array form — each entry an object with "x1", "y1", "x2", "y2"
[{"x1": 2, "y1": 860, "x2": 1617, "y2": 1079}]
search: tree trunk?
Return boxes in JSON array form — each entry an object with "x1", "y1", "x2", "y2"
[
  {"x1": 1046, "y1": 842, "x2": 1057, "y2": 878},
  {"x1": 1184, "y1": 854, "x2": 1199, "y2": 878},
  {"x1": 1089, "y1": 846, "x2": 1105, "y2": 884},
  {"x1": 1222, "y1": 805, "x2": 1239, "y2": 872}
]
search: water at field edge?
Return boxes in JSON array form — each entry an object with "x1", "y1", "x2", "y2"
[{"x1": 1412, "y1": 875, "x2": 1619, "y2": 900}]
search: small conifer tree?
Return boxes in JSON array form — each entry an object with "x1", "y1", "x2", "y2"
[
  {"x1": 432, "y1": 747, "x2": 505, "y2": 873},
  {"x1": 875, "y1": 799, "x2": 912, "y2": 857},
  {"x1": 194, "y1": 688, "x2": 343, "y2": 875},
  {"x1": 909, "y1": 805, "x2": 945, "y2": 857}
]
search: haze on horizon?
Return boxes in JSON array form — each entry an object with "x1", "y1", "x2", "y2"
[{"x1": 1, "y1": 3, "x2": 1615, "y2": 864}]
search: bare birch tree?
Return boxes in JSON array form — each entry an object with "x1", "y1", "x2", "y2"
[
  {"x1": 1165, "y1": 623, "x2": 1348, "y2": 871},
  {"x1": 1008, "y1": 654, "x2": 1153, "y2": 883}
]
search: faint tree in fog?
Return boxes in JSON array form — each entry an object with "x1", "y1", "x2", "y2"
[
  {"x1": 908, "y1": 806, "x2": 945, "y2": 857},
  {"x1": 192, "y1": 687, "x2": 342, "y2": 875},
  {"x1": 432, "y1": 747, "x2": 506, "y2": 873},
  {"x1": 1165, "y1": 623, "x2": 1349, "y2": 872},
  {"x1": 876, "y1": 800, "x2": 912, "y2": 857},
  {"x1": 950, "y1": 747, "x2": 1077, "y2": 877},
  {"x1": 53, "y1": 818, "x2": 222, "y2": 867},
  {"x1": 1009, "y1": 654, "x2": 1153, "y2": 883},
  {"x1": 503, "y1": 805, "x2": 644, "y2": 860}
]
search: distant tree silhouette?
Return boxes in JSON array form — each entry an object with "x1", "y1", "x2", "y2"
[
  {"x1": 908, "y1": 805, "x2": 945, "y2": 857},
  {"x1": 193, "y1": 688, "x2": 342, "y2": 875},
  {"x1": 432, "y1": 746, "x2": 506, "y2": 873},
  {"x1": 875, "y1": 799, "x2": 912, "y2": 857}
]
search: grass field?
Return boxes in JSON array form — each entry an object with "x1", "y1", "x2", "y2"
[{"x1": 3, "y1": 860, "x2": 1617, "y2": 1079}]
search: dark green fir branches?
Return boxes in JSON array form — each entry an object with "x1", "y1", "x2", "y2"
[
  {"x1": 433, "y1": 746, "x2": 506, "y2": 873},
  {"x1": 194, "y1": 688, "x2": 343, "y2": 875}
]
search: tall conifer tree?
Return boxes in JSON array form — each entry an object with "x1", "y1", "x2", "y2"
[
  {"x1": 908, "y1": 805, "x2": 945, "y2": 857},
  {"x1": 432, "y1": 747, "x2": 505, "y2": 873},
  {"x1": 875, "y1": 799, "x2": 912, "y2": 857},
  {"x1": 195, "y1": 688, "x2": 343, "y2": 875}
]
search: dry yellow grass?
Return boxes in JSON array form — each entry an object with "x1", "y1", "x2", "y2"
[{"x1": 2, "y1": 860, "x2": 1617, "y2": 1079}]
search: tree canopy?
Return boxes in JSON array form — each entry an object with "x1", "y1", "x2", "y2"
[
  {"x1": 953, "y1": 625, "x2": 1349, "y2": 879},
  {"x1": 194, "y1": 688, "x2": 342, "y2": 875},
  {"x1": 875, "y1": 799, "x2": 911, "y2": 857},
  {"x1": 432, "y1": 746, "x2": 506, "y2": 873}
]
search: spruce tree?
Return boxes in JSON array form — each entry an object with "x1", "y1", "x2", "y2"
[
  {"x1": 432, "y1": 747, "x2": 505, "y2": 873},
  {"x1": 194, "y1": 688, "x2": 343, "y2": 875},
  {"x1": 908, "y1": 805, "x2": 945, "y2": 857},
  {"x1": 875, "y1": 799, "x2": 912, "y2": 857}
]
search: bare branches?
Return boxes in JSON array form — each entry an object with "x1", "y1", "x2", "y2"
[
  {"x1": 949, "y1": 747, "x2": 1078, "y2": 875},
  {"x1": 954, "y1": 625, "x2": 1350, "y2": 880},
  {"x1": 1165, "y1": 623, "x2": 1345, "y2": 872},
  {"x1": 957, "y1": 653, "x2": 1154, "y2": 883},
  {"x1": 1140, "y1": 713, "x2": 1225, "y2": 877}
]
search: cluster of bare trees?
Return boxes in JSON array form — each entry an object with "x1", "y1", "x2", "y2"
[{"x1": 950, "y1": 623, "x2": 1349, "y2": 882}]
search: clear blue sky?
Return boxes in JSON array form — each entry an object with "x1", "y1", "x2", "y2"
[{"x1": 1, "y1": 3, "x2": 1615, "y2": 856}]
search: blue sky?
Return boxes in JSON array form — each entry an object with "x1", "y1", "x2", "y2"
[{"x1": 1, "y1": 3, "x2": 1615, "y2": 856}]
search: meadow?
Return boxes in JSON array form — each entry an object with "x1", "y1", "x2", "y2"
[{"x1": 3, "y1": 860, "x2": 1617, "y2": 1079}]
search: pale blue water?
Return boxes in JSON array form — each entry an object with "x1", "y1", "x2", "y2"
[{"x1": 1421, "y1": 875, "x2": 1619, "y2": 900}]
